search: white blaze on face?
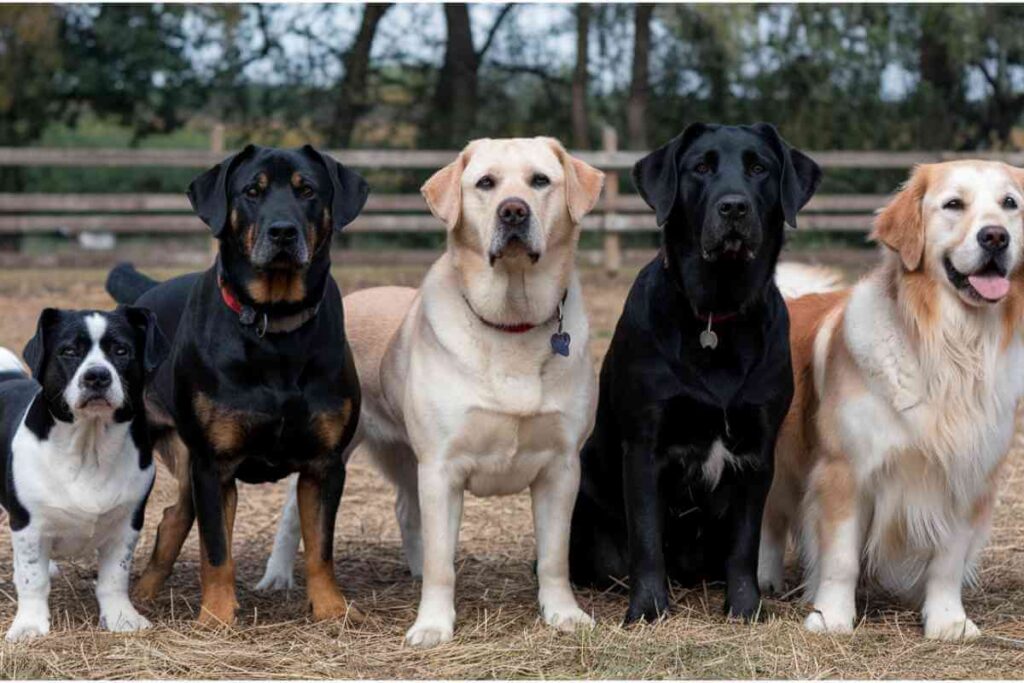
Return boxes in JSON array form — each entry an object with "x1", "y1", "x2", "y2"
[{"x1": 64, "y1": 314, "x2": 124, "y2": 415}]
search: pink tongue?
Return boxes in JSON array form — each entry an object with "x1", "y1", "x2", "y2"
[{"x1": 968, "y1": 274, "x2": 1011, "y2": 300}]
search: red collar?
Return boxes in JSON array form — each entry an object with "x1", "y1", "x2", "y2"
[
  {"x1": 220, "y1": 280, "x2": 244, "y2": 315},
  {"x1": 694, "y1": 311, "x2": 739, "y2": 324},
  {"x1": 464, "y1": 292, "x2": 566, "y2": 334}
]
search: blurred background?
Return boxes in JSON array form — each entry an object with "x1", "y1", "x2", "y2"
[{"x1": 3, "y1": 2, "x2": 1024, "y2": 269}]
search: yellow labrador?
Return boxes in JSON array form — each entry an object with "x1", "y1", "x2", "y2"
[{"x1": 257, "y1": 138, "x2": 604, "y2": 647}]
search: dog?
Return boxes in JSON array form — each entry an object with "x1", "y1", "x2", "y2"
[
  {"x1": 255, "y1": 137, "x2": 605, "y2": 647},
  {"x1": 104, "y1": 144, "x2": 369, "y2": 626},
  {"x1": 760, "y1": 161, "x2": 1024, "y2": 641},
  {"x1": 569, "y1": 123, "x2": 822, "y2": 624},
  {"x1": 0, "y1": 306, "x2": 168, "y2": 640}
]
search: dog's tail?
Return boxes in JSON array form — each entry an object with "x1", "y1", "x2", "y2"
[
  {"x1": 105, "y1": 262, "x2": 160, "y2": 305},
  {"x1": 0, "y1": 347, "x2": 27, "y2": 380},
  {"x1": 774, "y1": 262, "x2": 845, "y2": 300}
]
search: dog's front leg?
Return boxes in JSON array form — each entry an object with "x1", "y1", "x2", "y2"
[
  {"x1": 531, "y1": 455, "x2": 595, "y2": 632},
  {"x1": 296, "y1": 468, "x2": 363, "y2": 623},
  {"x1": 255, "y1": 475, "x2": 301, "y2": 591},
  {"x1": 406, "y1": 462, "x2": 464, "y2": 648},
  {"x1": 192, "y1": 458, "x2": 238, "y2": 627},
  {"x1": 96, "y1": 521, "x2": 151, "y2": 633},
  {"x1": 623, "y1": 412, "x2": 669, "y2": 625},
  {"x1": 6, "y1": 528, "x2": 51, "y2": 641},
  {"x1": 723, "y1": 469, "x2": 772, "y2": 620},
  {"x1": 921, "y1": 520, "x2": 980, "y2": 641}
]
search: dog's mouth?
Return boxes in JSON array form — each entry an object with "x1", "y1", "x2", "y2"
[
  {"x1": 77, "y1": 395, "x2": 114, "y2": 412},
  {"x1": 488, "y1": 233, "x2": 541, "y2": 266},
  {"x1": 703, "y1": 238, "x2": 756, "y2": 263},
  {"x1": 944, "y1": 256, "x2": 1011, "y2": 303}
]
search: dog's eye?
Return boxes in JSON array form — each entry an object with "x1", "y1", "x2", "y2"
[
  {"x1": 749, "y1": 163, "x2": 766, "y2": 175},
  {"x1": 943, "y1": 198, "x2": 964, "y2": 211},
  {"x1": 1004, "y1": 195, "x2": 1018, "y2": 210},
  {"x1": 476, "y1": 175, "x2": 495, "y2": 190},
  {"x1": 59, "y1": 346, "x2": 79, "y2": 358},
  {"x1": 531, "y1": 174, "x2": 551, "y2": 189},
  {"x1": 245, "y1": 185, "x2": 261, "y2": 199},
  {"x1": 299, "y1": 185, "x2": 315, "y2": 200},
  {"x1": 111, "y1": 344, "x2": 130, "y2": 358},
  {"x1": 695, "y1": 162, "x2": 711, "y2": 175}
]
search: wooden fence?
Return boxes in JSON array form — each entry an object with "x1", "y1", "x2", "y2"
[{"x1": 3, "y1": 126, "x2": 1022, "y2": 271}]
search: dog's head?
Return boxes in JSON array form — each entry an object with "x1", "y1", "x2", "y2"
[
  {"x1": 633, "y1": 123, "x2": 821, "y2": 312},
  {"x1": 873, "y1": 161, "x2": 1024, "y2": 307},
  {"x1": 22, "y1": 307, "x2": 169, "y2": 424},
  {"x1": 422, "y1": 137, "x2": 604, "y2": 268},
  {"x1": 188, "y1": 144, "x2": 369, "y2": 306}
]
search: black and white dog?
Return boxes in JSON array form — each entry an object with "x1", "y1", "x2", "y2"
[
  {"x1": 0, "y1": 307, "x2": 168, "y2": 641},
  {"x1": 569, "y1": 123, "x2": 822, "y2": 624}
]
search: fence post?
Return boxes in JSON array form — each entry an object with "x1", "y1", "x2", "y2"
[
  {"x1": 209, "y1": 123, "x2": 225, "y2": 259},
  {"x1": 601, "y1": 125, "x2": 622, "y2": 276}
]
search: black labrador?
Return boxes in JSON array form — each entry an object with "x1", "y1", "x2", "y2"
[
  {"x1": 105, "y1": 144, "x2": 368, "y2": 626},
  {"x1": 569, "y1": 123, "x2": 821, "y2": 623}
]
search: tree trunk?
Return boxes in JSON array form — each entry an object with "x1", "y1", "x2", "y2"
[
  {"x1": 429, "y1": 3, "x2": 480, "y2": 148},
  {"x1": 917, "y1": 8, "x2": 958, "y2": 149},
  {"x1": 330, "y1": 3, "x2": 392, "y2": 148},
  {"x1": 571, "y1": 4, "x2": 591, "y2": 149},
  {"x1": 627, "y1": 4, "x2": 653, "y2": 150}
]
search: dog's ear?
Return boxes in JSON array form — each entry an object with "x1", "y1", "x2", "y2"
[
  {"x1": 752, "y1": 123, "x2": 823, "y2": 229},
  {"x1": 542, "y1": 137, "x2": 605, "y2": 224},
  {"x1": 872, "y1": 165, "x2": 928, "y2": 272},
  {"x1": 422, "y1": 143, "x2": 477, "y2": 231},
  {"x1": 632, "y1": 123, "x2": 708, "y2": 226},
  {"x1": 121, "y1": 306, "x2": 170, "y2": 376},
  {"x1": 187, "y1": 144, "x2": 256, "y2": 238},
  {"x1": 302, "y1": 145, "x2": 370, "y2": 231},
  {"x1": 22, "y1": 308, "x2": 62, "y2": 379}
]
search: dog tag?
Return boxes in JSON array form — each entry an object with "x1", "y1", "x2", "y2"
[
  {"x1": 551, "y1": 331, "x2": 571, "y2": 357},
  {"x1": 699, "y1": 329, "x2": 718, "y2": 350},
  {"x1": 239, "y1": 305, "x2": 257, "y2": 326}
]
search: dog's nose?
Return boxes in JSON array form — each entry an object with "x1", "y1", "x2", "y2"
[
  {"x1": 497, "y1": 198, "x2": 530, "y2": 226},
  {"x1": 82, "y1": 366, "x2": 112, "y2": 391},
  {"x1": 267, "y1": 221, "x2": 300, "y2": 244},
  {"x1": 716, "y1": 195, "x2": 750, "y2": 220},
  {"x1": 978, "y1": 225, "x2": 1010, "y2": 253}
]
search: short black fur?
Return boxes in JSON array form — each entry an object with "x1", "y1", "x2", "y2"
[{"x1": 569, "y1": 123, "x2": 821, "y2": 624}]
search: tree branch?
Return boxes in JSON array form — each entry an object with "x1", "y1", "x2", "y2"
[{"x1": 476, "y1": 3, "x2": 514, "y2": 60}]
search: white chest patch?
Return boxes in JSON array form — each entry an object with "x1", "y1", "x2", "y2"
[
  {"x1": 702, "y1": 439, "x2": 743, "y2": 489},
  {"x1": 11, "y1": 410, "x2": 153, "y2": 559}
]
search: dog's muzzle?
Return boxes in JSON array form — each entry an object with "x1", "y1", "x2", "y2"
[
  {"x1": 77, "y1": 366, "x2": 117, "y2": 411},
  {"x1": 700, "y1": 194, "x2": 761, "y2": 262},
  {"x1": 252, "y1": 220, "x2": 311, "y2": 269},
  {"x1": 944, "y1": 225, "x2": 1013, "y2": 303},
  {"x1": 489, "y1": 197, "x2": 540, "y2": 266}
]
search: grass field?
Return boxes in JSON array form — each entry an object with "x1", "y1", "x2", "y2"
[{"x1": 0, "y1": 254, "x2": 1022, "y2": 679}]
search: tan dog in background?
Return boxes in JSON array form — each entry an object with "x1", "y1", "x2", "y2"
[
  {"x1": 762, "y1": 161, "x2": 1024, "y2": 640},
  {"x1": 258, "y1": 138, "x2": 604, "y2": 647}
]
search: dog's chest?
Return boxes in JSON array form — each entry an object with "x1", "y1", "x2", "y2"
[
  {"x1": 448, "y1": 410, "x2": 570, "y2": 496},
  {"x1": 11, "y1": 421, "x2": 150, "y2": 556}
]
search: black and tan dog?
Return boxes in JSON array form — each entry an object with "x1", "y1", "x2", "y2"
[
  {"x1": 569, "y1": 124, "x2": 821, "y2": 624},
  {"x1": 105, "y1": 144, "x2": 368, "y2": 626}
]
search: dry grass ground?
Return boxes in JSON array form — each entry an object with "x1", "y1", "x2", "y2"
[{"x1": 0, "y1": 252, "x2": 1022, "y2": 679}]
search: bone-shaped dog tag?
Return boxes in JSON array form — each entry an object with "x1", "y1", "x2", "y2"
[{"x1": 699, "y1": 329, "x2": 718, "y2": 350}]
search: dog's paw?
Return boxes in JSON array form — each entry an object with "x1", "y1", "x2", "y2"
[
  {"x1": 725, "y1": 597, "x2": 763, "y2": 622},
  {"x1": 925, "y1": 615, "x2": 980, "y2": 642},
  {"x1": 47, "y1": 561, "x2": 60, "y2": 579},
  {"x1": 542, "y1": 603, "x2": 595, "y2": 632},
  {"x1": 804, "y1": 608, "x2": 854, "y2": 635},
  {"x1": 254, "y1": 567, "x2": 295, "y2": 591},
  {"x1": 405, "y1": 619, "x2": 454, "y2": 648},
  {"x1": 6, "y1": 610, "x2": 50, "y2": 642},
  {"x1": 623, "y1": 586, "x2": 670, "y2": 626},
  {"x1": 757, "y1": 566, "x2": 785, "y2": 596},
  {"x1": 100, "y1": 605, "x2": 152, "y2": 633}
]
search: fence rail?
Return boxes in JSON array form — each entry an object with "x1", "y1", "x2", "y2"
[{"x1": 1, "y1": 131, "x2": 1019, "y2": 272}]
